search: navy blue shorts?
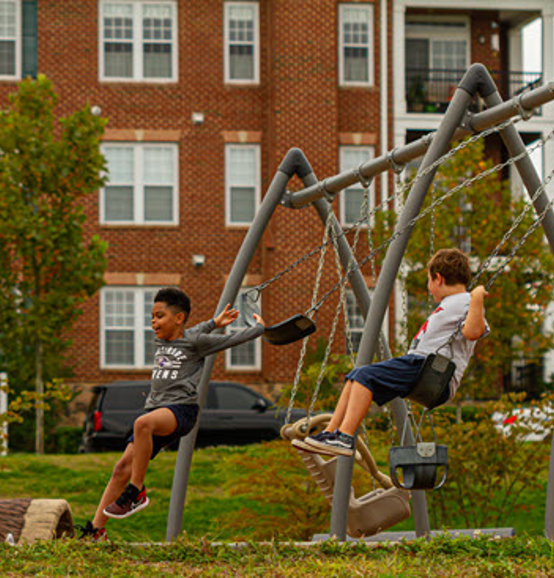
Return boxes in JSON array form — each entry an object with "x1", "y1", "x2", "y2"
[
  {"x1": 127, "y1": 403, "x2": 199, "y2": 459},
  {"x1": 346, "y1": 355, "x2": 426, "y2": 406}
]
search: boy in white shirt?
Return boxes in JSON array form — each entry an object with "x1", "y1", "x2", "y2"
[{"x1": 294, "y1": 248, "x2": 489, "y2": 457}]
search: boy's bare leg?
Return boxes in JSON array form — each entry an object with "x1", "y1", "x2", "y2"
[
  {"x1": 324, "y1": 379, "x2": 354, "y2": 432},
  {"x1": 129, "y1": 408, "x2": 178, "y2": 490},
  {"x1": 337, "y1": 380, "x2": 373, "y2": 436},
  {"x1": 92, "y1": 443, "x2": 134, "y2": 528}
]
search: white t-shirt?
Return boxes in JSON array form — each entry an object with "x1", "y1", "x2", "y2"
[{"x1": 407, "y1": 292, "x2": 489, "y2": 397}]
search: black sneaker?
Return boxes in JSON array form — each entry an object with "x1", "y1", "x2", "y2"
[
  {"x1": 77, "y1": 520, "x2": 108, "y2": 542},
  {"x1": 291, "y1": 430, "x2": 336, "y2": 453},
  {"x1": 103, "y1": 484, "x2": 149, "y2": 519},
  {"x1": 305, "y1": 431, "x2": 355, "y2": 457}
]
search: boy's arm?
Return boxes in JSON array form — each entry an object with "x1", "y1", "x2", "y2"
[
  {"x1": 462, "y1": 285, "x2": 488, "y2": 341},
  {"x1": 195, "y1": 321, "x2": 264, "y2": 358},
  {"x1": 195, "y1": 304, "x2": 265, "y2": 357}
]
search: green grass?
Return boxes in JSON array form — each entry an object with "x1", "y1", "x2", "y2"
[
  {"x1": 1, "y1": 534, "x2": 554, "y2": 576},
  {"x1": 1, "y1": 441, "x2": 554, "y2": 574},
  {"x1": 0, "y1": 440, "x2": 550, "y2": 542}
]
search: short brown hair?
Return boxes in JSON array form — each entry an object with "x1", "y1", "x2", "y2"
[{"x1": 427, "y1": 248, "x2": 471, "y2": 287}]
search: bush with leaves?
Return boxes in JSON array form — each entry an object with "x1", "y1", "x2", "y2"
[{"x1": 407, "y1": 393, "x2": 554, "y2": 529}]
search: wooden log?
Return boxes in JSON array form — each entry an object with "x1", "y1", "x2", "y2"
[{"x1": 0, "y1": 498, "x2": 75, "y2": 544}]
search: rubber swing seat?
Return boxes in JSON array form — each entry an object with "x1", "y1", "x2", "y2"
[{"x1": 263, "y1": 314, "x2": 316, "y2": 345}]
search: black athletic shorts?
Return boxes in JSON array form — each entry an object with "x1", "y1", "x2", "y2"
[{"x1": 127, "y1": 403, "x2": 199, "y2": 459}]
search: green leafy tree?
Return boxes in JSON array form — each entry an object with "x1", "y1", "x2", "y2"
[
  {"x1": 403, "y1": 138, "x2": 554, "y2": 399},
  {"x1": 0, "y1": 76, "x2": 108, "y2": 453}
]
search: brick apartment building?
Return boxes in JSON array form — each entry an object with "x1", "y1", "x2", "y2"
[{"x1": 0, "y1": 0, "x2": 552, "y2": 395}]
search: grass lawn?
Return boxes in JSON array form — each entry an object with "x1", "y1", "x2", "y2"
[
  {"x1": 0, "y1": 439, "x2": 551, "y2": 543},
  {"x1": 1, "y1": 441, "x2": 554, "y2": 575}
]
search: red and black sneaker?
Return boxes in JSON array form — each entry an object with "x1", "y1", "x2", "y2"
[
  {"x1": 103, "y1": 484, "x2": 149, "y2": 519},
  {"x1": 78, "y1": 520, "x2": 108, "y2": 542}
]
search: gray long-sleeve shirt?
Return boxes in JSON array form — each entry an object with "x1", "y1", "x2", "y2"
[{"x1": 144, "y1": 319, "x2": 264, "y2": 409}]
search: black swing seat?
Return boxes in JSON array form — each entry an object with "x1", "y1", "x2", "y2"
[
  {"x1": 407, "y1": 353, "x2": 455, "y2": 410},
  {"x1": 263, "y1": 314, "x2": 316, "y2": 345},
  {"x1": 389, "y1": 442, "x2": 448, "y2": 491}
]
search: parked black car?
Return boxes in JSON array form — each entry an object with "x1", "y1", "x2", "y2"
[{"x1": 79, "y1": 380, "x2": 307, "y2": 452}]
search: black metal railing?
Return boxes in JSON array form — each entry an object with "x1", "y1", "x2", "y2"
[{"x1": 406, "y1": 68, "x2": 543, "y2": 114}]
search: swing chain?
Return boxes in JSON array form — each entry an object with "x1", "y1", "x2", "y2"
[
  {"x1": 306, "y1": 196, "x2": 369, "y2": 420},
  {"x1": 285, "y1": 208, "x2": 336, "y2": 425},
  {"x1": 394, "y1": 402, "x2": 436, "y2": 447},
  {"x1": 252, "y1": 115, "x2": 522, "y2": 302},
  {"x1": 469, "y1": 132, "x2": 554, "y2": 291}
]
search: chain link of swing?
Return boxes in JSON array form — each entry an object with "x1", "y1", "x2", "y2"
[
  {"x1": 251, "y1": 117, "x2": 522, "y2": 302},
  {"x1": 284, "y1": 113, "x2": 554, "y2": 425},
  {"x1": 305, "y1": 124, "x2": 554, "y2": 318}
]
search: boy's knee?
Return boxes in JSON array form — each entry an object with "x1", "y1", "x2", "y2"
[{"x1": 133, "y1": 415, "x2": 153, "y2": 437}]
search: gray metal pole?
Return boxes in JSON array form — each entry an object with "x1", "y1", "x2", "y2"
[
  {"x1": 166, "y1": 149, "x2": 312, "y2": 540},
  {"x1": 287, "y1": 81, "x2": 554, "y2": 210},
  {"x1": 476, "y1": 85, "x2": 554, "y2": 539},
  {"x1": 346, "y1": 76, "x2": 476, "y2": 538},
  {"x1": 310, "y1": 168, "x2": 431, "y2": 539}
]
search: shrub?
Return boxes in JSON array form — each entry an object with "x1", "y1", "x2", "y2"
[{"x1": 411, "y1": 394, "x2": 553, "y2": 529}]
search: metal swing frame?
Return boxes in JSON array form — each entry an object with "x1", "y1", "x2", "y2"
[{"x1": 166, "y1": 63, "x2": 554, "y2": 542}]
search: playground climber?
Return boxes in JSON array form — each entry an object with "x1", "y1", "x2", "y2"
[
  {"x1": 79, "y1": 287, "x2": 264, "y2": 541},
  {"x1": 293, "y1": 248, "x2": 489, "y2": 458}
]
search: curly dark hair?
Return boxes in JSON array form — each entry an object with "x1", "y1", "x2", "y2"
[
  {"x1": 154, "y1": 287, "x2": 191, "y2": 320},
  {"x1": 427, "y1": 248, "x2": 471, "y2": 287}
]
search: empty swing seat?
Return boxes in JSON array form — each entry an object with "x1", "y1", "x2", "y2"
[
  {"x1": 389, "y1": 442, "x2": 448, "y2": 491},
  {"x1": 295, "y1": 448, "x2": 411, "y2": 538},
  {"x1": 263, "y1": 314, "x2": 316, "y2": 345}
]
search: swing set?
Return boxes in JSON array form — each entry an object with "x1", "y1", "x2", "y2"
[{"x1": 166, "y1": 63, "x2": 554, "y2": 543}]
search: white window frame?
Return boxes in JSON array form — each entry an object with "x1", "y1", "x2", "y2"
[
  {"x1": 224, "y1": 143, "x2": 261, "y2": 227},
  {"x1": 0, "y1": 0, "x2": 21, "y2": 80},
  {"x1": 100, "y1": 286, "x2": 161, "y2": 369},
  {"x1": 99, "y1": 0, "x2": 178, "y2": 83},
  {"x1": 339, "y1": 145, "x2": 375, "y2": 226},
  {"x1": 225, "y1": 288, "x2": 262, "y2": 371},
  {"x1": 338, "y1": 3, "x2": 374, "y2": 87},
  {"x1": 405, "y1": 16, "x2": 470, "y2": 67},
  {"x1": 223, "y1": 1, "x2": 259, "y2": 84},
  {"x1": 405, "y1": 16, "x2": 470, "y2": 102},
  {"x1": 100, "y1": 142, "x2": 179, "y2": 226},
  {"x1": 345, "y1": 289, "x2": 389, "y2": 354}
]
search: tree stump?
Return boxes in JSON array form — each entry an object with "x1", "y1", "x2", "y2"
[{"x1": 0, "y1": 499, "x2": 75, "y2": 544}]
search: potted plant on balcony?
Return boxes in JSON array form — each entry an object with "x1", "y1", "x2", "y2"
[{"x1": 408, "y1": 76, "x2": 426, "y2": 112}]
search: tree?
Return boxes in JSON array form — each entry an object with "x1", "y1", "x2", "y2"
[
  {"x1": 0, "y1": 76, "x2": 108, "y2": 453},
  {"x1": 403, "y1": 138, "x2": 554, "y2": 399}
]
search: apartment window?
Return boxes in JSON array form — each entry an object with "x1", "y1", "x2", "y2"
[
  {"x1": 0, "y1": 0, "x2": 37, "y2": 79},
  {"x1": 225, "y1": 144, "x2": 260, "y2": 226},
  {"x1": 101, "y1": 143, "x2": 178, "y2": 225},
  {"x1": 339, "y1": 146, "x2": 375, "y2": 226},
  {"x1": 224, "y1": 2, "x2": 259, "y2": 83},
  {"x1": 345, "y1": 291, "x2": 364, "y2": 354},
  {"x1": 339, "y1": 4, "x2": 374, "y2": 86},
  {"x1": 345, "y1": 289, "x2": 388, "y2": 354},
  {"x1": 225, "y1": 289, "x2": 261, "y2": 370},
  {"x1": 100, "y1": 1, "x2": 177, "y2": 81},
  {"x1": 405, "y1": 18, "x2": 469, "y2": 105},
  {"x1": 101, "y1": 287, "x2": 159, "y2": 368}
]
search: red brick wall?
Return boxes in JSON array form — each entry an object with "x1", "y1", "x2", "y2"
[
  {"x1": 7, "y1": 0, "x2": 381, "y2": 392},
  {"x1": 0, "y1": 1, "x2": 509, "y2": 395}
]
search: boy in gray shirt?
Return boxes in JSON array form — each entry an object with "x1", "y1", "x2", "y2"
[
  {"x1": 80, "y1": 287, "x2": 264, "y2": 540},
  {"x1": 294, "y1": 248, "x2": 489, "y2": 458}
]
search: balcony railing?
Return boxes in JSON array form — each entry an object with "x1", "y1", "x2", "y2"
[{"x1": 406, "y1": 68, "x2": 543, "y2": 114}]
